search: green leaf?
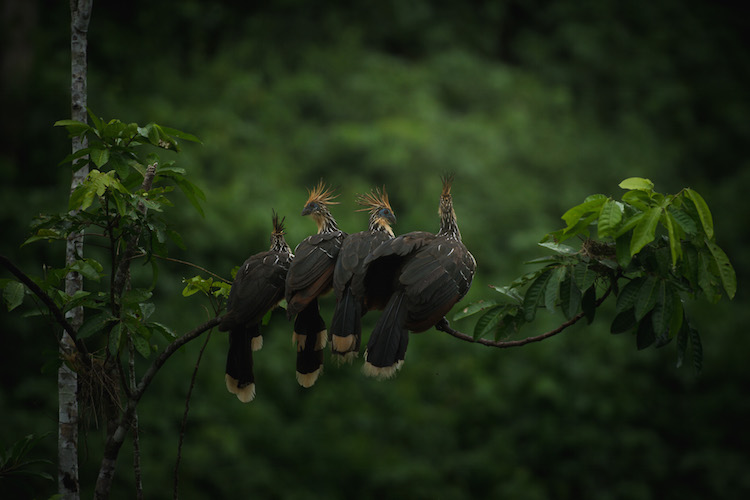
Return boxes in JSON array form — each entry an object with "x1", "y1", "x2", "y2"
[
  {"x1": 160, "y1": 126, "x2": 202, "y2": 144},
  {"x1": 109, "y1": 322, "x2": 124, "y2": 355},
  {"x1": 635, "y1": 275, "x2": 659, "y2": 321},
  {"x1": 55, "y1": 119, "x2": 91, "y2": 137},
  {"x1": 615, "y1": 233, "x2": 632, "y2": 268},
  {"x1": 705, "y1": 239, "x2": 736, "y2": 299},
  {"x1": 454, "y1": 299, "x2": 499, "y2": 320},
  {"x1": 651, "y1": 281, "x2": 674, "y2": 337},
  {"x1": 597, "y1": 199, "x2": 623, "y2": 238},
  {"x1": 619, "y1": 177, "x2": 654, "y2": 192},
  {"x1": 538, "y1": 241, "x2": 578, "y2": 255},
  {"x1": 573, "y1": 261, "x2": 596, "y2": 292},
  {"x1": 90, "y1": 148, "x2": 110, "y2": 168},
  {"x1": 668, "y1": 298, "x2": 684, "y2": 340},
  {"x1": 131, "y1": 331, "x2": 151, "y2": 359},
  {"x1": 78, "y1": 312, "x2": 116, "y2": 340},
  {"x1": 3, "y1": 281, "x2": 25, "y2": 311},
  {"x1": 636, "y1": 312, "x2": 656, "y2": 350},
  {"x1": 488, "y1": 285, "x2": 523, "y2": 304},
  {"x1": 689, "y1": 326, "x2": 703, "y2": 374},
  {"x1": 559, "y1": 274, "x2": 582, "y2": 319},
  {"x1": 616, "y1": 277, "x2": 643, "y2": 313},
  {"x1": 630, "y1": 207, "x2": 661, "y2": 255},
  {"x1": 611, "y1": 309, "x2": 636, "y2": 334},
  {"x1": 522, "y1": 268, "x2": 553, "y2": 322},
  {"x1": 560, "y1": 195, "x2": 607, "y2": 227},
  {"x1": 149, "y1": 321, "x2": 176, "y2": 340},
  {"x1": 676, "y1": 320, "x2": 688, "y2": 368},
  {"x1": 87, "y1": 108, "x2": 104, "y2": 134},
  {"x1": 544, "y1": 266, "x2": 566, "y2": 312},
  {"x1": 663, "y1": 211, "x2": 682, "y2": 267},
  {"x1": 685, "y1": 189, "x2": 714, "y2": 239},
  {"x1": 68, "y1": 258, "x2": 103, "y2": 282},
  {"x1": 581, "y1": 286, "x2": 597, "y2": 324},
  {"x1": 473, "y1": 306, "x2": 505, "y2": 339},
  {"x1": 667, "y1": 205, "x2": 697, "y2": 235},
  {"x1": 621, "y1": 190, "x2": 651, "y2": 211}
]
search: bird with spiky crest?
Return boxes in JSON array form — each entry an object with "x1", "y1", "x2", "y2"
[
  {"x1": 330, "y1": 187, "x2": 397, "y2": 361},
  {"x1": 219, "y1": 211, "x2": 293, "y2": 402},
  {"x1": 285, "y1": 180, "x2": 346, "y2": 387},
  {"x1": 356, "y1": 174, "x2": 476, "y2": 379}
]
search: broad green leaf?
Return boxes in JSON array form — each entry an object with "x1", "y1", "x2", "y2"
[
  {"x1": 90, "y1": 148, "x2": 110, "y2": 168},
  {"x1": 160, "y1": 126, "x2": 202, "y2": 144},
  {"x1": 122, "y1": 288, "x2": 153, "y2": 305},
  {"x1": 149, "y1": 321, "x2": 176, "y2": 340},
  {"x1": 663, "y1": 211, "x2": 682, "y2": 267},
  {"x1": 68, "y1": 258, "x2": 103, "y2": 282},
  {"x1": 454, "y1": 299, "x2": 499, "y2": 320},
  {"x1": 87, "y1": 107, "x2": 104, "y2": 134},
  {"x1": 559, "y1": 273, "x2": 582, "y2": 319},
  {"x1": 139, "y1": 302, "x2": 156, "y2": 321},
  {"x1": 544, "y1": 266, "x2": 566, "y2": 312},
  {"x1": 474, "y1": 305, "x2": 505, "y2": 339},
  {"x1": 538, "y1": 241, "x2": 578, "y2": 255},
  {"x1": 560, "y1": 195, "x2": 607, "y2": 227},
  {"x1": 131, "y1": 331, "x2": 152, "y2": 359},
  {"x1": 667, "y1": 205, "x2": 697, "y2": 235},
  {"x1": 559, "y1": 212, "x2": 598, "y2": 242},
  {"x1": 613, "y1": 211, "x2": 645, "y2": 239},
  {"x1": 705, "y1": 239, "x2": 736, "y2": 299},
  {"x1": 597, "y1": 199, "x2": 623, "y2": 238},
  {"x1": 685, "y1": 188, "x2": 713, "y2": 239},
  {"x1": 611, "y1": 309, "x2": 636, "y2": 334},
  {"x1": 621, "y1": 190, "x2": 651, "y2": 211},
  {"x1": 573, "y1": 261, "x2": 596, "y2": 292},
  {"x1": 3, "y1": 281, "x2": 25, "y2": 311},
  {"x1": 619, "y1": 177, "x2": 654, "y2": 192},
  {"x1": 581, "y1": 286, "x2": 597, "y2": 324},
  {"x1": 635, "y1": 275, "x2": 659, "y2": 320},
  {"x1": 615, "y1": 233, "x2": 632, "y2": 267},
  {"x1": 630, "y1": 207, "x2": 661, "y2": 255},
  {"x1": 651, "y1": 281, "x2": 674, "y2": 337},
  {"x1": 488, "y1": 285, "x2": 523, "y2": 304},
  {"x1": 616, "y1": 277, "x2": 644, "y2": 313},
  {"x1": 78, "y1": 312, "x2": 116, "y2": 340},
  {"x1": 668, "y1": 298, "x2": 684, "y2": 339},
  {"x1": 522, "y1": 268, "x2": 553, "y2": 322}
]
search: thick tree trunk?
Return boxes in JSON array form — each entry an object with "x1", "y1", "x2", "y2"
[{"x1": 60, "y1": 1, "x2": 92, "y2": 499}]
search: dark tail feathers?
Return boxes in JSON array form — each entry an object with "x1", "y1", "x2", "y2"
[
  {"x1": 330, "y1": 285, "x2": 362, "y2": 361},
  {"x1": 225, "y1": 324, "x2": 261, "y2": 403},
  {"x1": 363, "y1": 290, "x2": 409, "y2": 379},
  {"x1": 292, "y1": 298, "x2": 327, "y2": 387}
]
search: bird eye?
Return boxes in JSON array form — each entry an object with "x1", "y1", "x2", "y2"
[{"x1": 379, "y1": 209, "x2": 390, "y2": 217}]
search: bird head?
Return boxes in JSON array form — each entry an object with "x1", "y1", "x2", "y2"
[
  {"x1": 302, "y1": 180, "x2": 339, "y2": 232},
  {"x1": 357, "y1": 187, "x2": 396, "y2": 235},
  {"x1": 270, "y1": 210, "x2": 291, "y2": 252}
]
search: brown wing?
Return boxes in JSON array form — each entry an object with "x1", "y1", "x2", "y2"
[
  {"x1": 334, "y1": 230, "x2": 393, "y2": 300},
  {"x1": 285, "y1": 230, "x2": 345, "y2": 315},
  {"x1": 399, "y1": 236, "x2": 476, "y2": 332},
  {"x1": 220, "y1": 249, "x2": 292, "y2": 331}
]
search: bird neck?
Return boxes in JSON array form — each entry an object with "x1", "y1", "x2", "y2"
[
  {"x1": 314, "y1": 211, "x2": 339, "y2": 234},
  {"x1": 270, "y1": 235, "x2": 291, "y2": 253},
  {"x1": 438, "y1": 198, "x2": 461, "y2": 240},
  {"x1": 369, "y1": 216, "x2": 394, "y2": 237}
]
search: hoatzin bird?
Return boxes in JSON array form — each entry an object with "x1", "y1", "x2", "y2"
[
  {"x1": 218, "y1": 212, "x2": 293, "y2": 402},
  {"x1": 356, "y1": 174, "x2": 476, "y2": 379},
  {"x1": 330, "y1": 187, "x2": 396, "y2": 361},
  {"x1": 285, "y1": 181, "x2": 346, "y2": 387}
]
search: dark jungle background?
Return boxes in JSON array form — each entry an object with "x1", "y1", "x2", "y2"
[{"x1": 1, "y1": 1, "x2": 749, "y2": 498}]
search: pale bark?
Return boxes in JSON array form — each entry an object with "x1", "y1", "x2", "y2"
[{"x1": 60, "y1": 1, "x2": 92, "y2": 499}]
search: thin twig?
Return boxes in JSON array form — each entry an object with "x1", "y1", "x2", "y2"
[
  {"x1": 436, "y1": 284, "x2": 613, "y2": 348},
  {"x1": 130, "y1": 253, "x2": 231, "y2": 283},
  {"x1": 129, "y1": 339, "x2": 144, "y2": 500},
  {"x1": 173, "y1": 328, "x2": 213, "y2": 500}
]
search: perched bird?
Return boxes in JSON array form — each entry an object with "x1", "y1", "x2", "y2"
[
  {"x1": 357, "y1": 174, "x2": 476, "y2": 379},
  {"x1": 218, "y1": 212, "x2": 293, "y2": 402},
  {"x1": 285, "y1": 181, "x2": 346, "y2": 387},
  {"x1": 330, "y1": 187, "x2": 396, "y2": 361}
]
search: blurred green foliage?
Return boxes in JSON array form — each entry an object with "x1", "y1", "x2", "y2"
[{"x1": 1, "y1": 1, "x2": 748, "y2": 498}]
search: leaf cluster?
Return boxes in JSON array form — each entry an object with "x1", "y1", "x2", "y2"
[
  {"x1": 2, "y1": 111, "x2": 206, "y2": 361},
  {"x1": 457, "y1": 178, "x2": 736, "y2": 371}
]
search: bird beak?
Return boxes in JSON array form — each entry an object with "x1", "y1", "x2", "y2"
[{"x1": 301, "y1": 206, "x2": 313, "y2": 216}]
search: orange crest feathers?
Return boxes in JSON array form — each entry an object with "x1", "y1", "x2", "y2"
[
  {"x1": 305, "y1": 180, "x2": 340, "y2": 207},
  {"x1": 356, "y1": 186, "x2": 392, "y2": 213},
  {"x1": 441, "y1": 173, "x2": 455, "y2": 197}
]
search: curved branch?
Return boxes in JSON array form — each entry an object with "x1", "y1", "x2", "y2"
[
  {"x1": 0, "y1": 254, "x2": 89, "y2": 357},
  {"x1": 436, "y1": 285, "x2": 613, "y2": 348}
]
